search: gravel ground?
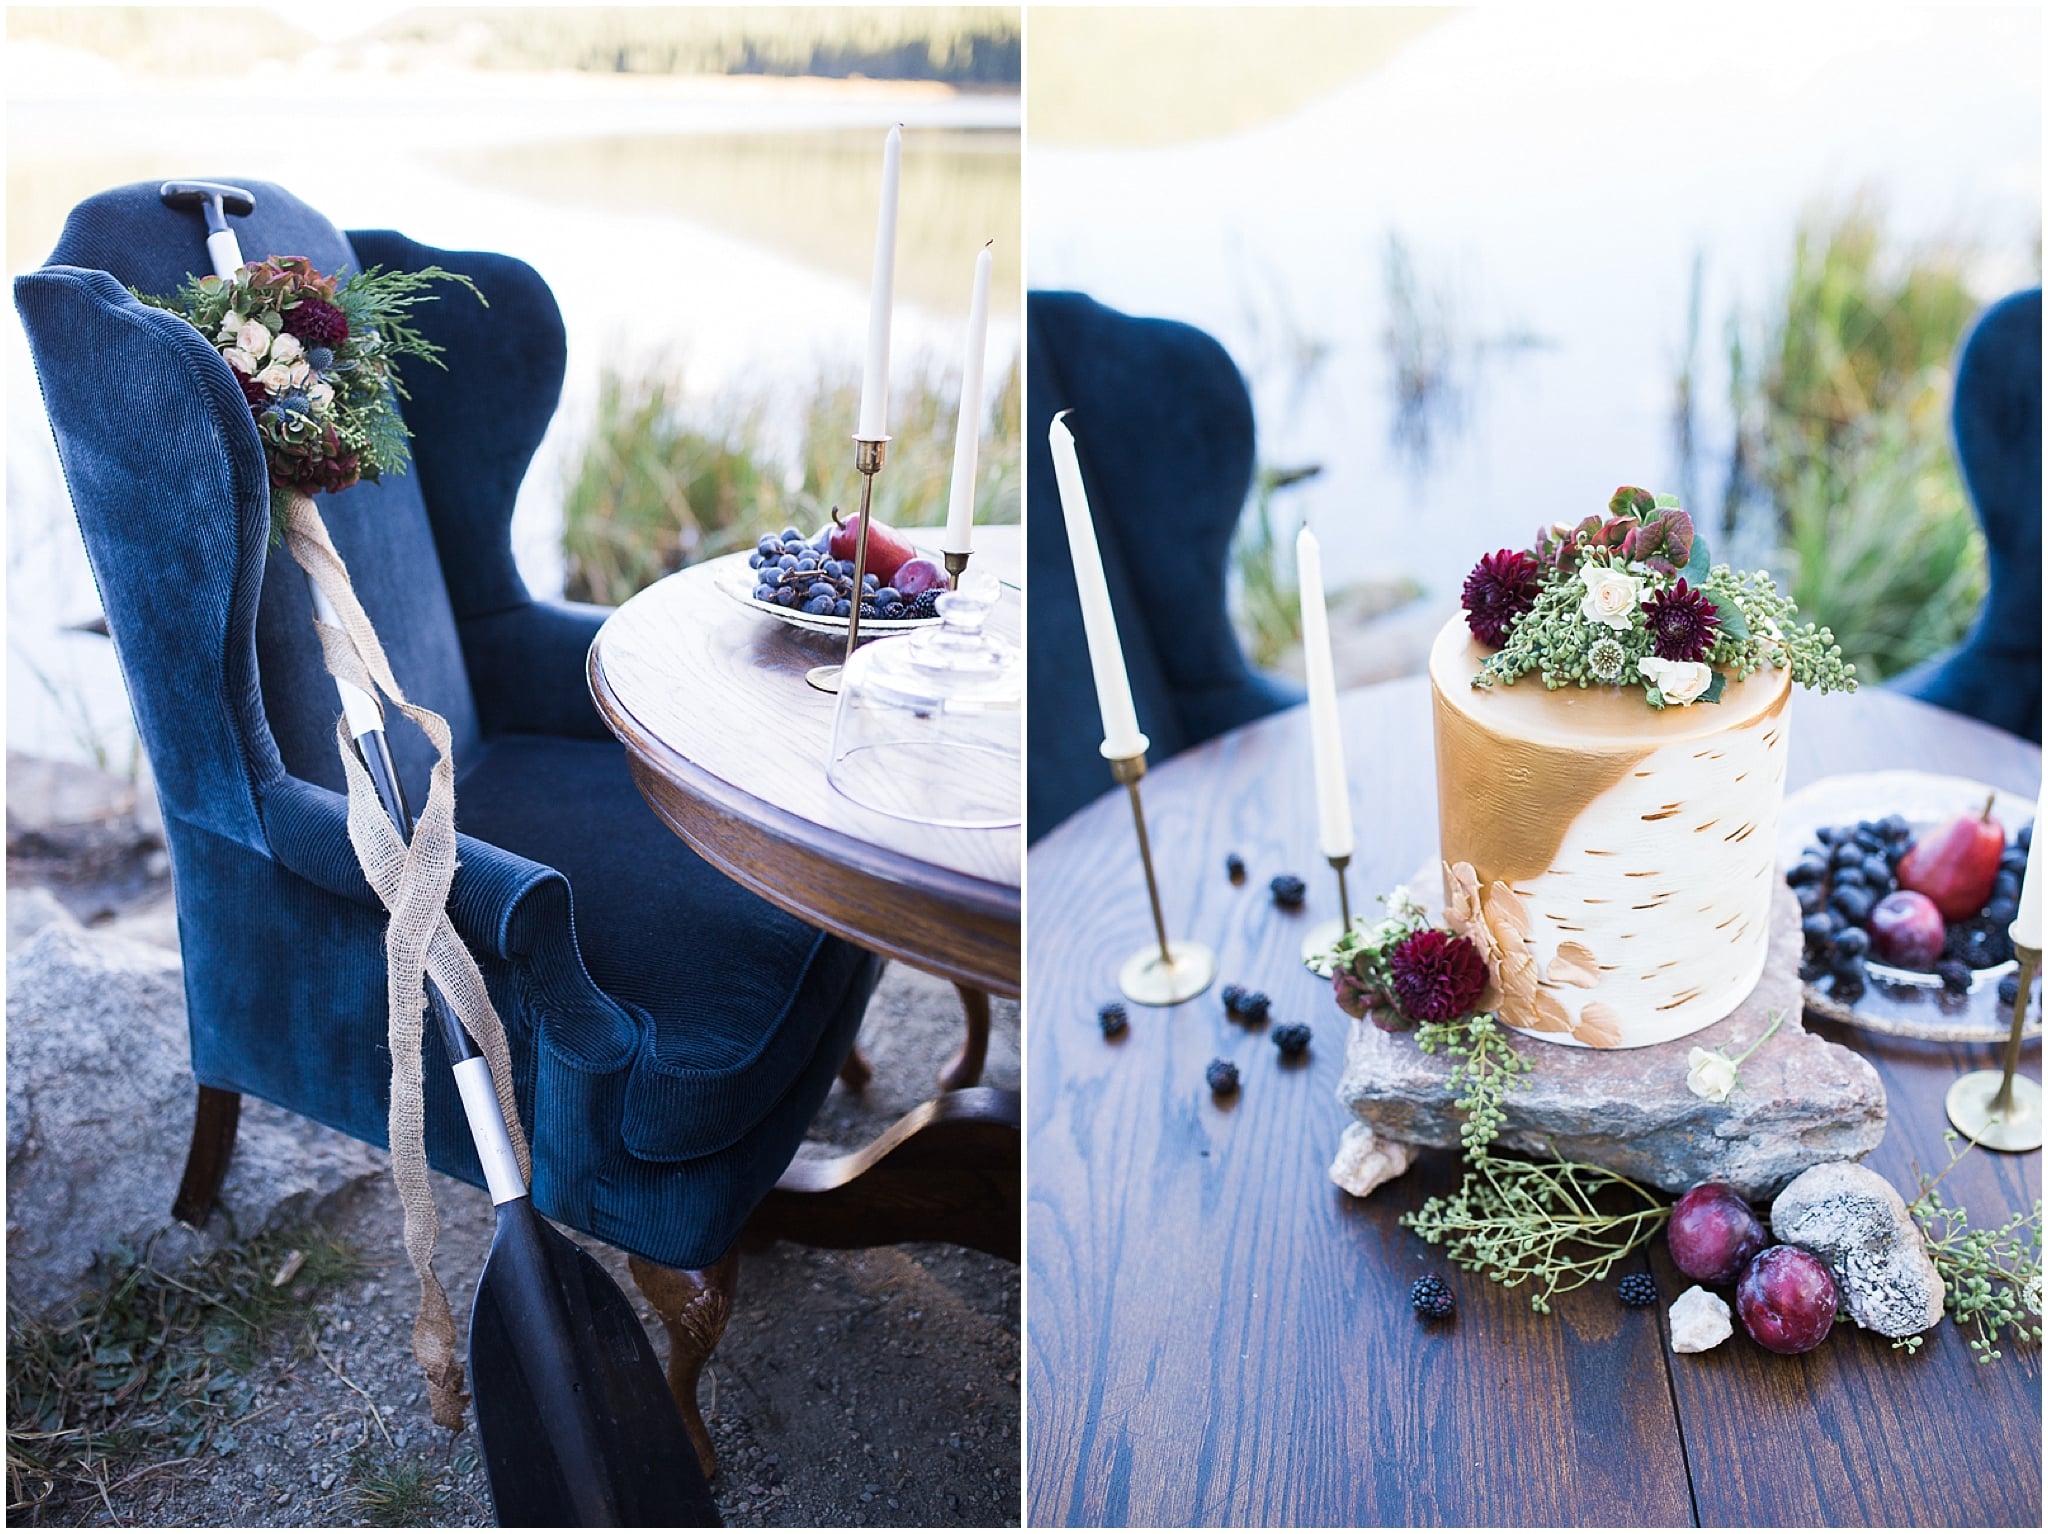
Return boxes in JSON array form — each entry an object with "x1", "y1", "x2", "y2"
[{"x1": 8, "y1": 774, "x2": 1020, "y2": 1528}]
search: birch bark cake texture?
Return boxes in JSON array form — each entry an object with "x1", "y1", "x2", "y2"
[{"x1": 1429, "y1": 619, "x2": 1792, "y2": 1047}]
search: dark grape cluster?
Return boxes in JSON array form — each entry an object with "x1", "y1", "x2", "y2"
[
  {"x1": 1787, "y1": 814, "x2": 2031, "y2": 1001},
  {"x1": 746, "y1": 527, "x2": 932, "y2": 620}
]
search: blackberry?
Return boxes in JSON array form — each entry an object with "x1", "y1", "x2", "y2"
[
  {"x1": 1226, "y1": 852, "x2": 1247, "y2": 884},
  {"x1": 1097, "y1": 1001, "x2": 1128, "y2": 1038},
  {"x1": 1270, "y1": 874, "x2": 1308, "y2": 910},
  {"x1": 1617, "y1": 1273, "x2": 1658, "y2": 1309},
  {"x1": 1221, "y1": 983, "x2": 1247, "y2": 1013},
  {"x1": 1998, "y1": 972, "x2": 2021, "y2": 1006},
  {"x1": 1934, "y1": 959, "x2": 1972, "y2": 995},
  {"x1": 907, "y1": 589, "x2": 942, "y2": 620},
  {"x1": 1205, "y1": 1058, "x2": 1239, "y2": 1095},
  {"x1": 1237, "y1": 990, "x2": 1272, "y2": 1024},
  {"x1": 1411, "y1": 1275, "x2": 1455, "y2": 1320},
  {"x1": 1272, "y1": 1023, "x2": 1312, "y2": 1058}
]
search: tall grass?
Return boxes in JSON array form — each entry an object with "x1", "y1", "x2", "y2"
[
  {"x1": 1726, "y1": 208, "x2": 1991, "y2": 682},
  {"x1": 561, "y1": 361, "x2": 1020, "y2": 607}
]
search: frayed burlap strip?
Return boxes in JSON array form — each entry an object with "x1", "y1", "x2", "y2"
[{"x1": 281, "y1": 491, "x2": 533, "y2": 1431}]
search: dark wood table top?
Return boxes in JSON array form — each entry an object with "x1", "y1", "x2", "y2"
[
  {"x1": 1028, "y1": 681, "x2": 2042, "y2": 1528},
  {"x1": 589, "y1": 526, "x2": 1022, "y2": 996}
]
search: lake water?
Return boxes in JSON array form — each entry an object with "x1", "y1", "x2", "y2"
[
  {"x1": 6, "y1": 60, "x2": 1018, "y2": 768},
  {"x1": 1029, "y1": 6, "x2": 2040, "y2": 609}
]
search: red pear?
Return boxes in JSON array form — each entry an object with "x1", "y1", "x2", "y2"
[
  {"x1": 827, "y1": 507, "x2": 916, "y2": 585},
  {"x1": 1896, "y1": 795, "x2": 2005, "y2": 922}
]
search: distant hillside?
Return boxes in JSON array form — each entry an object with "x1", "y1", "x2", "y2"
[{"x1": 367, "y1": 6, "x2": 1020, "y2": 85}]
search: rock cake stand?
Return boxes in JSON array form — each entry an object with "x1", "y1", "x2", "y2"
[{"x1": 1335, "y1": 882, "x2": 1885, "y2": 1202}]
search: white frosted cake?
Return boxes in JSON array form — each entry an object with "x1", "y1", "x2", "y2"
[{"x1": 1427, "y1": 617, "x2": 1793, "y2": 1048}]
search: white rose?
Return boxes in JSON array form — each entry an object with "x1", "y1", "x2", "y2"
[
  {"x1": 216, "y1": 308, "x2": 247, "y2": 342},
  {"x1": 1639, "y1": 656, "x2": 1713, "y2": 706},
  {"x1": 1578, "y1": 563, "x2": 1644, "y2": 630},
  {"x1": 236, "y1": 319, "x2": 272, "y2": 359},
  {"x1": 222, "y1": 346, "x2": 258, "y2": 376},
  {"x1": 269, "y1": 332, "x2": 303, "y2": 365},
  {"x1": 1686, "y1": 1047, "x2": 1739, "y2": 1103},
  {"x1": 288, "y1": 361, "x2": 312, "y2": 387},
  {"x1": 255, "y1": 363, "x2": 293, "y2": 393},
  {"x1": 308, "y1": 380, "x2": 335, "y2": 407}
]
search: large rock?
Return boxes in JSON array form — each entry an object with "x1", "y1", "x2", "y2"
[
  {"x1": 6, "y1": 922, "x2": 386, "y2": 1317},
  {"x1": 1770, "y1": 1162, "x2": 1944, "y2": 1337},
  {"x1": 1335, "y1": 885, "x2": 1885, "y2": 1201}
]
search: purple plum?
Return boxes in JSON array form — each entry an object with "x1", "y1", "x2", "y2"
[
  {"x1": 1736, "y1": 1245, "x2": 1838, "y2": 1354},
  {"x1": 1667, "y1": 1182, "x2": 1767, "y2": 1285},
  {"x1": 1867, "y1": 889, "x2": 1946, "y2": 971}
]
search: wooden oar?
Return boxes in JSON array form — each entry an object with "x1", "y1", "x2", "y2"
[{"x1": 162, "y1": 180, "x2": 719, "y2": 1527}]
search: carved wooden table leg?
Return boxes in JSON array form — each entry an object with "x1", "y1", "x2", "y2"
[
  {"x1": 745, "y1": 1087, "x2": 1020, "y2": 1262},
  {"x1": 940, "y1": 985, "x2": 991, "y2": 1091},
  {"x1": 628, "y1": 1248, "x2": 740, "y2": 1481},
  {"x1": 171, "y1": 1086, "x2": 241, "y2": 1227}
]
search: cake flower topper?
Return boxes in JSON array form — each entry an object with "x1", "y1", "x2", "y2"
[{"x1": 1462, "y1": 487, "x2": 1857, "y2": 708}]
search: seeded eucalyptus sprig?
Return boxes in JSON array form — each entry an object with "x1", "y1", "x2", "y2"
[
  {"x1": 1398, "y1": 1012, "x2": 1673, "y2": 1312},
  {"x1": 1895, "y1": 1130, "x2": 2043, "y2": 1363}
]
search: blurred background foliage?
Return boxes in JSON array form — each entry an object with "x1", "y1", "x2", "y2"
[
  {"x1": 1719, "y1": 207, "x2": 1991, "y2": 683},
  {"x1": 561, "y1": 362, "x2": 1021, "y2": 607}
]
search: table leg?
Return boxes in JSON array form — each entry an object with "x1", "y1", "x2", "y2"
[
  {"x1": 629, "y1": 1248, "x2": 739, "y2": 1481},
  {"x1": 941, "y1": 985, "x2": 992, "y2": 1091}
]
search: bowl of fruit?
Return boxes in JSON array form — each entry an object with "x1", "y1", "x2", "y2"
[
  {"x1": 1776, "y1": 771, "x2": 2040, "y2": 1042},
  {"x1": 727, "y1": 512, "x2": 960, "y2": 636}
]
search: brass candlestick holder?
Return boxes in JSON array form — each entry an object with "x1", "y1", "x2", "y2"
[
  {"x1": 1946, "y1": 933, "x2": 2043, "y2": 1152},
  {"x1": 1109, "y1": 747, "x2": 1215, "y2": 1006},
  {"x1": 807, "y1": 434, "x2": 888, "y2": 694},
  {"x1": 1301, "y1": 853, "x2": 1362, "y2": 974},
  {"x1": 943, "y1": 550, "x2": 971, "y2": 581}
]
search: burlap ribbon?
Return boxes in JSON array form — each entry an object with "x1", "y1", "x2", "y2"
[{"x1": 281, "y1": 491, "x2": 533, "y2": 1431}]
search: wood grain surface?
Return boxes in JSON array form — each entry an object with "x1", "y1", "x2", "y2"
[
  {"x1": 590, "y1": 527, "x2": 1022, "y2": 995},
  {"x1": 1027, "y1": 680, "x2": 2041, "y2": 1528}
]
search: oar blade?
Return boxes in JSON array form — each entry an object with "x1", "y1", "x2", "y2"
[{"x1": 470, "y1": 1213, "x2": 721, "y2": 1528}]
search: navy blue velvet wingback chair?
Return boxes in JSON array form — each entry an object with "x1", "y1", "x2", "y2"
[
  {"x1": 1026, "y1": 291, "x2": 1299, "y2": 840},
  {"x1": 1894, "y1": 287, "x2": 2042, "y2": 743},
  {"x1": 15, "y1": 182, "x2": 890, "y2": 1433}
]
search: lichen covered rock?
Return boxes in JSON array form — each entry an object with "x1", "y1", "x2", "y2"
[{"x1": 1769, "y1": 1161, "x2": 1944, "y2": 1338}]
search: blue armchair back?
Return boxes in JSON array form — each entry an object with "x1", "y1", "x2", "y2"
[
  {"x1": 15, "y1": 181, "x2": 877, "y2": 1268},
  {"x1": 1895, "y1": 287, "x2": 2042, "y2": 742},
  {"x1": 1026, "y1": 291, "x2": 1299, "y2": 840}
]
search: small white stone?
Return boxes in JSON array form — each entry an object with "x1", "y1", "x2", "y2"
[
  {"x1": 1668, "y1": 1285, "x2": 1734, "y2": 1353},
  {"x1": 1327, "y1": 1121, "x2": 1417, "y2": 1198}
]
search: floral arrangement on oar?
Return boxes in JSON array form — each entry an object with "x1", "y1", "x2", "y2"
[
  {"x1": 135, "y1": 255, "x2": 480, "y2": 538},
  {"x1": 1461, "y1": 486, "x2": 1858, "y2": 706}
]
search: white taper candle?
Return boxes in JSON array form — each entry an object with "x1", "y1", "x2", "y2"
[
  {"x1": 942, "y1": 242, "x2": 994, "y2": 556},
  {"x1": 2015, "y1": 793, "x2": 2044, "y2": 952},
  {"x1": 856, "y1": 125, "x2": 902, "y2": 441},
  {"x1": 1296, "y1": 526, "x2": 1355, "y2": 860},
  {"x1": 1049, "y1": 412, "x2": 1146, "y2": 760}
]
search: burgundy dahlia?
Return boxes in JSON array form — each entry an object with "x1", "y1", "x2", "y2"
[
  {"x1": 235, "y1": 370, "x2": 271, "y2": 412},
  {"x1": 287, "y1": 296, "x2": 349, "y2": 349},
  {"x1": 1387, "y1": 929, "x2": 1489, "y2": 1023},
  {"x1": 1461, "y1": 549, "x2": 1541, "y2": 647},
  {"x1": 1641, "y1": 578, "x2": 1721, "y2": 662}
]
